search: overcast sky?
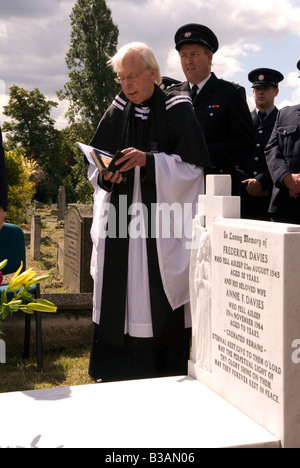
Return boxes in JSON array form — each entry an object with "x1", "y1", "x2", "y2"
[{"x1": 0, "y1": 0, "x2": 300, "y2": 130}]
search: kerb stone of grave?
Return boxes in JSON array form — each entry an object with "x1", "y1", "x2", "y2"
[
  {"x1": 63, "y1": 204, "x2": 93, "y2": 294},
  {"x1": 189, "y1": 174, "x2": 300, "y2": 448}
]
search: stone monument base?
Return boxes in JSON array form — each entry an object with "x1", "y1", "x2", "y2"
[{"x1": 0, "y1": 376, "x2": 279, "y2": 448}]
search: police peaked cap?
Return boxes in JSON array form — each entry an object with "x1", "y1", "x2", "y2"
[
  {"x1": 248, "y1": 68, "x2": 284, "y2": 88},
  {"x1": 175, "y1": 24, "x2": 219, "y2": 53}
]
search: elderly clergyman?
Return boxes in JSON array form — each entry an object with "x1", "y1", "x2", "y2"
[{"x1": 87, "y1": 42, "x2": 211, "y2": 382}]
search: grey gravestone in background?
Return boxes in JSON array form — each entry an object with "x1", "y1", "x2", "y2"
[
  {"x1": 57, "y1": 186, "x2": 67, "y2": 221},
  {"x1": 30, "y1": 214, "x2": 41, "y2": 261},
  {"x1": 64, "y1": 204, "x2": 93, "y2": 293}
]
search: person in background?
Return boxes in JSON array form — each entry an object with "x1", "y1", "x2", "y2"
[
  {"x1": 236, "y1": 68, "x2": 284, "y2": 220},
  {"x1": 172, "y1": 23, "x2": 255, "y2": 195},
  {"x1": 0, "y1": 126, "x2": 7, "y2": 230},
  {"x1": 87, "y1": 42, "x2": 211, "y2": 382},
  {"x1": 265, "y1": 60, "x2": 300, "y2": 224}
]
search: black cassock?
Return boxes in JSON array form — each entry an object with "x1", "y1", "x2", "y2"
[{"x1": 88, "y1": 85, "x2": 211, "y2": 381}]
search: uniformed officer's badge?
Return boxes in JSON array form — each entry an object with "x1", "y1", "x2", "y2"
[
  {"x1": 184, "y1": 32, "x2": 192, "y2": 38},
  {"x1": 258, "y1": 75, "x2": 265, "y2": 81}
]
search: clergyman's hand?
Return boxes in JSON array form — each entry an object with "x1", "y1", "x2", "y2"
[
  {"x1": 102, "y1": 170, "x2": 123, "y2": 185},
  {"x1": 115, "y1": 148, "x2": 147, "y2": 172}
]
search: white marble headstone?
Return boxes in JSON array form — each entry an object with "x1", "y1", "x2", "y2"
[{"x1": 189, "y1": 175, "x2": 300, "y2": 448}]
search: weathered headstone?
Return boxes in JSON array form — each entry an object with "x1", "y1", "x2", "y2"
[
  {"x1": 57, "y1": 186, "x2": 66, "y2": 221},
  {"x1": 189, "y1": 175, "x2": 300, "y2": 448},
  {"x1": 0, "y1": 338, "x2": 6, "y2": 363},
  {"x1": 63, "y1": 204, "x2": 93, "y2": 293},
  {"x1": 30, "y1": 214, "x2": 41, "y2": 260}
]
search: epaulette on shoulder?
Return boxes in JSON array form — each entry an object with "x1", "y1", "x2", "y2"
[
  {"x1": 112, "y1": 92, "x2": 129, "y2": 111},
  {"x1": 218, "y1": 78, "x2": 246, "y2": 98},
  {"x1": 219, "y1": 78, "x2": 244, "y2": 90},
  {"x1": 165, "y1": 90, "x2": 192, "y2": 110},
  {"x1": 165, "y1": 81, "x2": 184, "y2": 91}
]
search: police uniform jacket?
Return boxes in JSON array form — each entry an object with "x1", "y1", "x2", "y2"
[
  {"x1": 0, "y1": 127, "x2": 7, "y2": 211},
  {"x1": 173, "y1": 73, "x2": 255, "y2": 194},
  {"x1": 237, "y1": 108, "x2": 276, "y2": 188},
  {"x1": 235, "y1": 109, "x2": 276, "y2": 218},
  {"x1": 265, "y1": 104, "x2": 300, "y2": 217}
]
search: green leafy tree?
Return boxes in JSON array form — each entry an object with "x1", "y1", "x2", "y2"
[
  {"x1": 59, "y1": 122, "x2": 94, "y2": 204},
  {"x1": 4, "y1": 149, "x2": 37, "y2": 224},
  {"x1": 3, "y1": 86, "x2": 59, "y2": 163},
  {"x1": 2, "y1": 86, "x2": 63, "y2": 202},
  {"x1": 58, "y1": 0, "x2": 120, "y2": 130}
]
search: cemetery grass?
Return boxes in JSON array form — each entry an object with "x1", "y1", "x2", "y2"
[
  {"x1": 0, "y1": 344, "x2": 94, "y2": 394},
  {"x1": 0, "y1": 205, "x2": 94, "y2": 393}
]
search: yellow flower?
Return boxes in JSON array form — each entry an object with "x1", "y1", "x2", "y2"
[
  {"x1": 7, "y1": 262, "x2": 39, "y2": 291},
  {"x1": 0, "y1": 260, "x2": 57, "y2": 321},
  {"x1": 0, "y1": 260, "x2": 8, "y2": 270},
  {"x1": 26, "y1": 300, "x2": 57, "y2": 313}
]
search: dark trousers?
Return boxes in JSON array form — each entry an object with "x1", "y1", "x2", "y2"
[
  {"x1": 271, "y1": 214, "x2": 300, "y2": 225},
  {"x1": 89, "y1": 324, "x2": 191, "y2": 382}
]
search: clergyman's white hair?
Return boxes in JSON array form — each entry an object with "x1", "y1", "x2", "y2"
[{"x1": 107, "y1": 42, "x2": 162, "y2": 85}]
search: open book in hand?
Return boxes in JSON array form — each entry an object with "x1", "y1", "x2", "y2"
[{"x1": 77, "y1": 142, "x2": 126, "y2": 174}]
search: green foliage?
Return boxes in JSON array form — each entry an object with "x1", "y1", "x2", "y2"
[
  {"x1": 59, "y1": 122, "x2": 94, "y2": 204},
  {"x1": 58, "y1": 0, "x2": 120, "y2": 128},
  {"x1": 2, "y1": 86, "x2": 59, "y2": 165},
  {"x1": 2, "y1": 86, "x2": 63, "y2": 203},
  {"x1": 4, "y1": 149, "x2": 36, "y2": 224}
]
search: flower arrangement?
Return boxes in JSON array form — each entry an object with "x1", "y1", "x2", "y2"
[{"x1": 0, "y1": 259, "x2": 57, "y2": 335}]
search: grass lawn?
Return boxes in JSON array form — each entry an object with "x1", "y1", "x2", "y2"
[
  {"x1": 0, "y1": 205, "x2": 94, "y2": 394},
  {"x1": 0, "y1": 344, "x2": 94, "y2": 394}
]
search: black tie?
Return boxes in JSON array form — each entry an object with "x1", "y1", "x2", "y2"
[
  {"x1": 191, "y1": 84, "x2": 198, "y2": 102},
  {"x1": 258, "y1": 111, "x2": 267, "y2": 123}
]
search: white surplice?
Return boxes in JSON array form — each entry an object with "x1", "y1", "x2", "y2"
[{"x1": 89, "y1": 152, "x2": 204, "y2": 338}]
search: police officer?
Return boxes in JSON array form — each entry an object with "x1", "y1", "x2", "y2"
[
  {"x1": 265, "y1": 61, "x2": 300, "y2": 224},
  {"x1": 236, "y1": 68, "x2": 284, "y2": 220},
  {"x1": 173, "y1": 23, "x2": 255, "y2": 194}
]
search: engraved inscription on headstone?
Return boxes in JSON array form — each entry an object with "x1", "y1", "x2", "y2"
[{"x1": 212, "y1": 221, "x2": 283, "y2": 405}]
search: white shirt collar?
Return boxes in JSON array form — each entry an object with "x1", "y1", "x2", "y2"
[
  {"x1": 189, "y1": 74, "x2": 212, "y2": 94},
  {"x1": 256, "y1": 106, "x2": 275, "y2": 117}
]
